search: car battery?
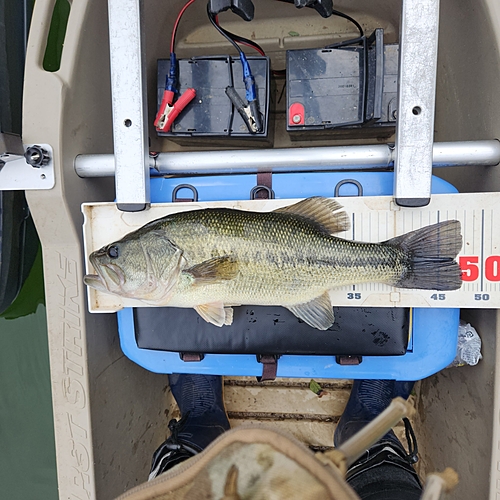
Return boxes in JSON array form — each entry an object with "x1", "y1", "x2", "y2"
[
  {"x1": 286, "y1": 29, "x2": 398, "y2": 139},
  {"x1": 156, "y1": 55, "x2": 270, "y2": 145}
]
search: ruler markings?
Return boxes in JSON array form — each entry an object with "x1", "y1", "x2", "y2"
[
  {"x1": 351, "y1": 211, "x2": 356, "y2": 293},
  {"x1": 462, "y1": 209, "x2": 466, "y2": 252},
  {"x1": 462, "y1": 208, "x2": 467, "y2": 294},
  {"x1": 481, "y1": 209, "x2": 485, "y2": 292},
  {"x1": 495, "y1": 208, "x2": 498, "y2": 294},
  {"x1": 489, "y1": 210, "x2": 497, "y2": 292},
  {"x1": 491, "y1": 208, "x2": 494, "y2": 255},
  {"x1": 489, "y1": 209, "x2": 493, "y2": 294},
  {"x1": 472, "y1": 209, "x2": 476, "y2": 256}
]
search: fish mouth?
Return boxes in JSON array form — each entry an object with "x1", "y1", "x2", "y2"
[
  {"x1": 85, "y1": 259, "x2": 126, "y2": 293},
  {"x1": 83, "y1": 273, "x2": 108, "y2": 292}
]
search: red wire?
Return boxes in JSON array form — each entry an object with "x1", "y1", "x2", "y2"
[
  {"x1": 171, "y1": 0, "x2": 197, "y2": 53},
  {"x1": 238, "y1": 40, "x2": 265, "y2": 56},
  {"x1": 214, "y1": 14, "x2": 265, "y2": 57},
  {"x1": 173, "y1": 2, "x2": 265, "y2": 57}
]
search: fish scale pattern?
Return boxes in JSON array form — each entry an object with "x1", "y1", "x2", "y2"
[{"x1": 159, "y1": 207, "x2": 405, "y2": 307}]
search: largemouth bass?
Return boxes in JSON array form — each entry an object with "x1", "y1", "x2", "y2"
[{"x1": 84, "y1": 197, "x2": 463, "y2": 330}]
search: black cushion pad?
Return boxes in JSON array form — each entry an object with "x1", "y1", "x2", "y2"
[{"x1": 134, "y1": 305, "x2": 409, "y2": 356}]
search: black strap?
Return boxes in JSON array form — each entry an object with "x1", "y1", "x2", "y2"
[
  {"x1": 255, "y1": 172, "x2": 273, "y2": 199},
  {"x1": 336, "y1": 355, "x2": 362, "y2": 365},
  {"x1": 179, "y1": 353, "x2": 204, "y2": 362},
  {"x1": 256, "y1": 355, "x2": 278, "y2": 382}
]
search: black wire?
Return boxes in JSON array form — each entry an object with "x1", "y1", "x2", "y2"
[
  {"x1": 211, "y1": 10, "x2": 267, "y2": 56},
  {"x1": 207, "y1": 4, "x2": 242, "y2": 54},
  {"x1": 325, "y1": 10, "x2": 365, "y2": 49},
  {"x1": 332, "y1": 9, "x2": 364, "y2": 38},
  {"x1": 273, "y1": 2, "x2": 364, "y2": 39},
  {"x1": 325, "y1": 36, "x2": 365, "y2": 49},
  {"x1": 218, "y1": 23, "x2": 267, "y2": 56},
  {"x1": 208, "y1": 6, "x2": 287, "y2": 77},
  {"x1": 323, "y1": 9, "x2": 364, "y2": 49}
]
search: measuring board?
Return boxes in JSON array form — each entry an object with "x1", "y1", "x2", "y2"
[{"x1": 82, "y1": 192, "x2": 500, "y2": 313}]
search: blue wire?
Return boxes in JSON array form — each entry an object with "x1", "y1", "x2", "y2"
[
  {"x1": 165, "y1": 52, "x2": 178, "y2": 92},
  {"x1": 208, "y1": 7, "x2": 257, "y2": 104},
  {"x1": 239, "y1": 52, "x2": 256, "y2": 103}
]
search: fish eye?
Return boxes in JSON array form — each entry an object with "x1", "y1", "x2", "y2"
[{"x1": 107, "y1": 245, "x2": 119, "y2": 259}]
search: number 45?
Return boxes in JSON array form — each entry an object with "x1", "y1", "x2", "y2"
[{"x1": 430, "y1": 294, "x2": 446, "y2": 300}]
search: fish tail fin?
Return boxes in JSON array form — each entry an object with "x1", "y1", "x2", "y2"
[{"x1": 384, "y1": 220, "x2": 463, "y2": 291}]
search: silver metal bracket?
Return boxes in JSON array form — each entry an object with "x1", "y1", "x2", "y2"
[
  {"x1": 0, "y1": 142, "x2": 55, "y2": 190},
  {"x1": 107, "y1": 0, "x2": 150, "y2": 212},
  {"x1": 394, "y1": 0, "x2": 440, "y2": 207}
]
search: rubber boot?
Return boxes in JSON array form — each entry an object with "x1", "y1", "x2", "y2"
[
  {"x1": 149, "y1": 374, "x2": 230, "y2": 480},
  {"x1": 334, "y1": 380, "x2": 422, "y2": 500}
]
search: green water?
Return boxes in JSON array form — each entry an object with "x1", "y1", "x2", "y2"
[
  {"x1": 0, "y1": 252, "x2": 58, "y2": 499},
  {"x1": 0, "y1": 1, "x2": 59, "y2": 496}
]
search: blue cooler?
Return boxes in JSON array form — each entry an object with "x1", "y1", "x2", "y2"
[{"x1": 117, "y1": 172, "x2": 459, "y2": 380}]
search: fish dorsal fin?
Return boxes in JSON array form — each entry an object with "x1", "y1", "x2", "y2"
[
  {"x1": 286, "y1": 292, "x2": 335, "y2": 330},
  {"x1": 195, "y1": 303, "x2": 234, "y2": 327},
  {"x1": 274, "y1": 197, "x2": 350, "y2": 234},
  {"x1": 185, "y1": 255, "x2": 239, "y2": 285}
]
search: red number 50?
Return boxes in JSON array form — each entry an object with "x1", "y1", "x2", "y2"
[
  {"x1": 459, "y1": 256, "x2": 479, "y2": 281},
  {"x1": 459, "y1": 255, "x2": 500, "y2": 282}
]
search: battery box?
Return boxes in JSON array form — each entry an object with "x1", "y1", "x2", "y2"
[
  {"x1": 286, "y1": 29, "x2": 398, "y2": 139},
  {"x1": 156, "y1": 55, "x2": 270, "y2": 144}
]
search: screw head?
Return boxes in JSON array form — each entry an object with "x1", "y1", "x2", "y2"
[
  {"x1": 24, "y1": 145, "x2": 49, "y2": 168},
  {"x1": 292, "y1": 114, "x2": 301, "y2": 124}
]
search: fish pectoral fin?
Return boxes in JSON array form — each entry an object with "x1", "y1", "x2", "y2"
[
  {"x1": 224, "y1": 306, "x2": 234, "y2": 326},
  {"x1": 186, "y1": 256, "x2": 239, "y2": 285},
  {"x1": 287, "y1": 292, "x2": 335, "y2": 330},
  {"x1": 274, "y1": 197, "x2": 350, "y2": 234},
  {"x1": 195, "y1": 303, "x2": 234, "y2": 327}
]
